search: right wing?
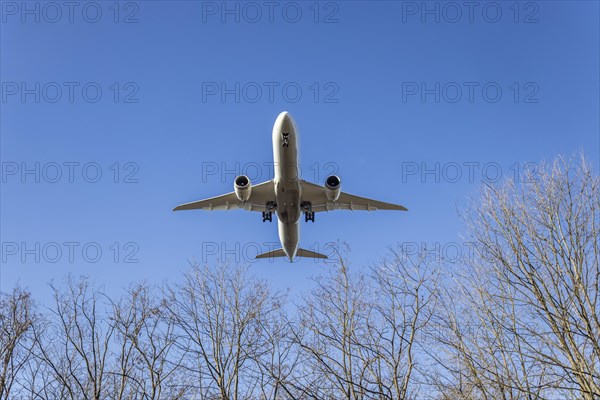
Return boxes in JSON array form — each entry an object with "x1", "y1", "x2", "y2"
[
  {"x1": 173, "y1": 180, "x2": 274, "y2": 212},
  {"x1": 301, "y1": 180, "x2": 407, "y2": 212}
]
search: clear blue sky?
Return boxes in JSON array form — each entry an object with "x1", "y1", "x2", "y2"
[{"x1": 1, "y1": 1, "x2": 598, "y2": 300}]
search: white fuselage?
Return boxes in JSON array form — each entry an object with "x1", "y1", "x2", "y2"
[{"x1": 272, "y1": 112, "x2": 301, "y2": 260}]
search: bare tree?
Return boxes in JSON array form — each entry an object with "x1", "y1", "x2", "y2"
[
  {"x1": 109, "y1": 283, "x2": 187, "y2": 400},
  {"x1": 251, "y1": 300, "x2": 304, "y2": 400},
  {"x1": 0, "y1": 286, "x2": 36, "y2": 400},
  {"x1": 165, "y1": 262, "x2": 283, "y2": 399},
  {"x1": 366, "y1": 249, "x2": 439, "y2": 399},
  {"x1": 31, "y1": 276, "x2": 115, "y2": 400},
  {"x1": 291, "y1": 244, "x2": 438, "y2": 400},
  {"x1": 291, "y1": 245, "x2": 373, "y2": 399},
  {"x1": 430, "y1": 266, "x2": 555, "y2": 400},
  {"x1": 431, "y1": 155, "x2": 600, "y2": 399}
]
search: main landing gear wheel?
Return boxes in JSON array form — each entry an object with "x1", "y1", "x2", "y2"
[
  {"x1": 301, "y1": 201, "x2": 314, "y2": 222},
  {"x1": 305, "y1": 211, "x2": 315, "y2": 222},
  {"x1": 263, "y1": 201, "x2": 276, "y2": 222}
]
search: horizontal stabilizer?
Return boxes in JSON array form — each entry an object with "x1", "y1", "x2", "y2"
[
  {"x1": 255, "y1": 249, "x2": 287, "y2": 259},
  {"x1": 255, "y1": 248, "x2": 328, "y2": 260},
  {"x1": 296, "y1": 248, "x2": 328, "y2": 259}
]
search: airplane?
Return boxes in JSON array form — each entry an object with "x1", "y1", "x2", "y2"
[{"x1": 173, "y1": 111, "x2": 407, "y2": 261}]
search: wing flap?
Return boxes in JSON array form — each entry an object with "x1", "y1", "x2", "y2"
[
  {"x1": 301, "y1": 180, "x2": 407, "y2": 212},
  {"x1": 173, "y1": 180, "x2": 275, "y2": 212}
]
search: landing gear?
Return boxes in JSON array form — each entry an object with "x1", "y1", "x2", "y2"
[
  {"x1": 282, "y1": 132, "x2": 289, "y2": 147},
  {"x1": 263, "y1": 201, "x2": 276, "y2": 222},
  {"x1": 301, "y1": 201, "x2": 315, "y2": 222}
]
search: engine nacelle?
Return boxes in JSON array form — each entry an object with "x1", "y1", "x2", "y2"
[
  {"x1": 234, "y1": 175, "x2": 252, "y2": 202},
  {"x1": 325, "y1": 175, "x2": 341, "y2": 202}
]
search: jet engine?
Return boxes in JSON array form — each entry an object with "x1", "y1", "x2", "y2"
[
  {"x1": 234, "y1": 175, "x2": 252, "y2": 201},
  {"x1": 325, "y1": 175, "x2": 341, "y2": 202}
]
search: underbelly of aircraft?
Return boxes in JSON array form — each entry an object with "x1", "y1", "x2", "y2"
[{"x1": 276, "y1": 186, "x2": 300, "y2": 223}]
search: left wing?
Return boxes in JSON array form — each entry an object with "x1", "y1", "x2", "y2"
[
  {"x1": 173, "y1": 180, "x2": 274, "y2": 212},
  {"x1": 301, "y1": 180, "x2": 407, "y2": 212}
]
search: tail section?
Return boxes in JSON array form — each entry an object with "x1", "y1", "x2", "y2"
[{"x1": 255, "y1": 248, "x2": 328, "y2": 260}]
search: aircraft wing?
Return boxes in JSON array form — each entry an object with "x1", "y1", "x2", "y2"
[
  {"x1": 301, "y1": 180, "x2": 407, "y2": 212},
  {"x1": 173, "y1": 180, "x2": 275, "y2": 212}
]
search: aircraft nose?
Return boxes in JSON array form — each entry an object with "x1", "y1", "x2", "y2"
[
  {"x1": 281, "y1": 111, "x2": 292, "y2": 121},
  {"x1": 277, "y1": 111, "x2": 294, "y2": 132}
]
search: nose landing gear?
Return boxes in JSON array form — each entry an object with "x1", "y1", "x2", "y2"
[{"x1": 282, "y1": 132, "x2": 289, "y2": 147}]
